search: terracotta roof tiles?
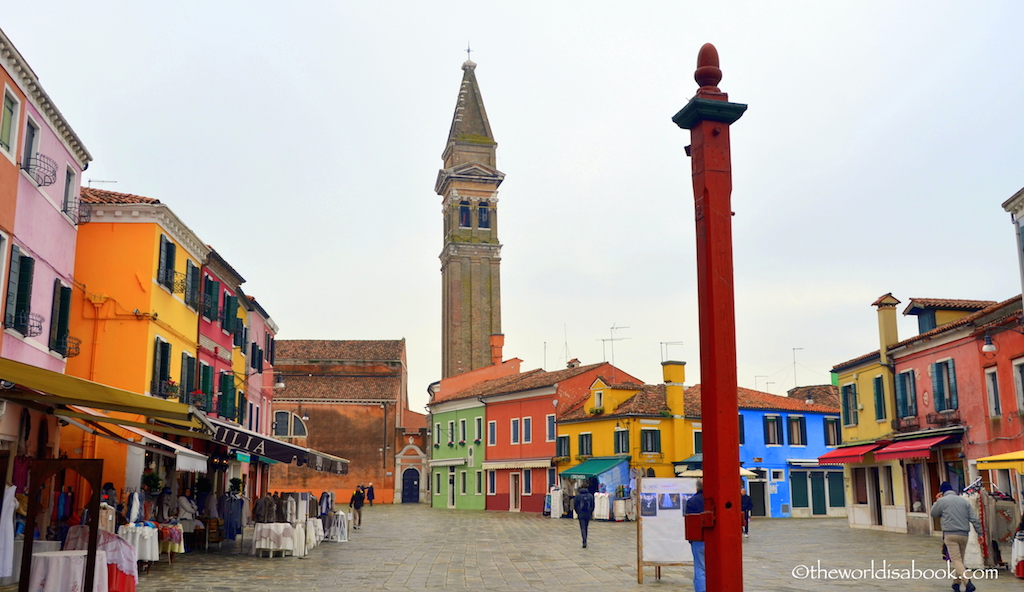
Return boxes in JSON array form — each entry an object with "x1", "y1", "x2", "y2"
[
  {"x1": 81, "y1": 187, "x2": 160, "y2": 205},
  {"x1": 786, "y1": 385, "x2": 841, "y2": 409},
  {"x1": 902, "y1": 298, "x2": 996, "y2": 316},
  {"x1": 275, "y1": 339, "x2": 406, "y2": 362},
  {"x1": 685, "y1": 385, "x2": 840, "y2": 416}
]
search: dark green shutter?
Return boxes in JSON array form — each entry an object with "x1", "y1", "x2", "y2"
[
  {"x1": 55, "y1": 285, "x2": 71, "y2": 355},
  {"x1": 654, "y1": 429, "x2": 661, "y2": 453},
  {"x1": 5, "y1": 245, "x2": 20, "y2": 328},
  {"x1": 763, "y1": 416, "x2": 771, "y2": 444},
  {"x1": 827, "y1": 472, "x2": 845, "y2": 507},
  {"x1": 223, "y1": 295, "x2": 237, "y2": 332},
  {"x1": 931, "y1": 363, "x2": 945, "y2": 411},
  {"x1": 152, "y1": 338, "x2": 163, "y2": 392},
  {"x1": 158, "y1": 235, "x2": 168, "y2": 286},
  {"x1": 14, "y1": 255, "x2": 34, "y2": 334},
  {"x1": 791, "y1": 471, "x2": 809, "y2": 507},
  {"x1": 873, "y1": 376, "x2": 885, "y2": 420},
  {"x1": 895, "y1": 373, "x2": 907, "y2": 418},
  {"x1": 738, "y1": 414, "x2": 745, "y2": 444},
  {"x1": 800, "y1": 417, "x2": 807, "y2": 446},
  {"x1": 49, "y1": 280, "x2": 62, "y2": 350},
  {"x1": 947, "y1": 360, "x2": 958, "y2": 409}
]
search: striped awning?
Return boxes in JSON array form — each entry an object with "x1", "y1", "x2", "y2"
[
  {"x1": 429, "y1": 457, "x2": 467, "y2": 467},
  {"x1": 481, "y1": 459, "x2": 552, "y2": 470}
]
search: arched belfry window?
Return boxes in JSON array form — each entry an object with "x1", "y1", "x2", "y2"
[
  {"x1": 478, "y1": 201, "x2": 491, "y2": 229},
  {"x1": 459, "y1": 201, "x2": 471, "y2": 228},
  {"x1": 273, "y1": 410, "x2": 307, "y2": 437}
]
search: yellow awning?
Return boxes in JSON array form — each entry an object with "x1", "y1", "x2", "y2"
[
  {"x1": 0, "y1": 357, "x2": 205, "y2": 431},
  {"x1": 976, "y1": 450, "x2": 1024, "y2": 473}
]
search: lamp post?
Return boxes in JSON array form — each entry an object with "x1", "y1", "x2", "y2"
[{"x1": 673, "y1": 42, "x2": 747, "y2": 592}]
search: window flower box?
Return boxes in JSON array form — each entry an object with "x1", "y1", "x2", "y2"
[
  {"x1": 447, "y1": 442, "x2": 454, "y2": 447},
  {"x1": 458, "y1": 440, "x2": 466, "y2": 446},
  {"x1": 473, "y1": 438, "x2": 481, "y2": 444},
  {"x1": 588, "y1": 407, "x2": 604, "y2": 416}
]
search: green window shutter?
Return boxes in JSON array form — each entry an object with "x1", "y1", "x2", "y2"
[
  {"x1": 763, "y1": 415, "x2": 771, "y2": 444},
  {"x1": 873, "y1": 376, "x2": 885, "y2": 421},
  {"x1": 827, "y1": 472, "x2": 846, "y2": 507},
  {"x1": 738, "y1": 415, "x2": 745, "y2": 445},
  {"x1": 654, "y1": 429, "x2": 661, "y2": 453},
  {"x1": 56, "y1": 285, "x2": 71, "y2": 355},
  {"x1": 5, "y1": 245, "x2": 20, "y2": 328},
  {"x1": 49, "y1": 280, "x2": 62, "y2": 350},
  {"x1": 791, "y1": 471, "x2": 809, "y2": 507},
  {"x1": 152, "y1": 338, "x2": 163, "y2": 393},
  {"x1": 930, "y1": 363, "x2": 944, "y2": 411},
  {"x1": 14, "y1": 255, "x2": 34, "y2": 334},
  {"x1": 800, "y1": 417, "x2": 807, "y2": 446},
  {"x1": 223, "y1": 295, "x2": 237, "y2": 332},
  {"x1": 823, "y1": 419, "x2": 830, "y2": 446},
  {"x1": 185, "y1": 261, "x2": 199, "y2": 307},
  {"x1": 947, "y1": 360, "x2": 958, "y2": 409},
  {"x1": 0, "y1": 94, "x2": 14, "y2": 150},
  {"x1": 157, "y1": 235, "x2": 169, "y2": 286},
  {"x1": 851, "y1": 384, "x2": 858, "y2": 424},
  {"x1": 895, "y1": 373, "x2": 907, "y2": 418}
]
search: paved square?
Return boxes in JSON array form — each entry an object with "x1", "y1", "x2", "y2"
[{"x1": 118, "y1": 505, "x2": 1024, "y2": 590}]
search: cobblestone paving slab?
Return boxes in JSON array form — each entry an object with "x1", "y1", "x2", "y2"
[{"x1": 6, "y1": 504, "x2": 1018, "y2": 591}]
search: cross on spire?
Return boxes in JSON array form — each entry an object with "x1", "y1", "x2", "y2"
[{"x1": 466, "y1": 42, "x2": 472, "y2": 61}]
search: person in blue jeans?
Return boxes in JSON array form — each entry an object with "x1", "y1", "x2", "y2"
[{"x1": 685, "y1": 479, "x2": 706, "y2": 592}]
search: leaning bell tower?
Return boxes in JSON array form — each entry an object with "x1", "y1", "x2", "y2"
[{"x1": 436, "y1": 60, "x2": 504, "y2": 378}]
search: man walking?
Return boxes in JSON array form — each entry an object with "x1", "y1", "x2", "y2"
[
  {"x1": 574, "y1": 486, "x2": 595, "y2": 548},
  {"x1": 366, "y1": 483, "x2": 375, "y2": 506},
  {"x1": 349, "y1": 485, "x2": 365, "y2": 530},
  {"x1": 685, "y1": 479, "x2": 706, "y2": 592},
  {"x1": 930, "y1": 481, "x2": 982, "y2": 592},
  {"x1": 741, "y1": 487, "x2": 753, "y2": 537}
]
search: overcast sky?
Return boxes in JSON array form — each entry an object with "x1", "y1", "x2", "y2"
[{"x1": 6, "y1": 2, "x2": 1024, "y2": 413}]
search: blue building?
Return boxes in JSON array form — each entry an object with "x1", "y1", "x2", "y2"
[{"x1": 684, "y1": 385, "x2": 846, "y2": 518}]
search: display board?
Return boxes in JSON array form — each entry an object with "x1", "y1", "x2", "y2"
[{"x1": 636, "y1": 477, "x2": 698, "y2": 583}]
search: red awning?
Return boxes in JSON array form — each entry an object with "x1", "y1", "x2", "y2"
[
  {"x1": 818, "y1": 443, "x2": 880, "y2": 465},
  {"x1": 873, "y1": 435, "x2": 950, "y2": 461}
]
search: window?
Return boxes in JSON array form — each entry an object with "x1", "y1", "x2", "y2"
[
  {"x1": 739, "y1": 414, "x2": 745, "y2": 445},
  {"x1": 895, "y1": 370, "x2": 918, "y2": 418},
  {"x1": 641, "y1": 429, "x2": 661, "y2": 453},
  {"x1": 787, "y1": 416, "x2": 807, "y2": 446},
  {"x1": 693, "y1": 430, "x2": 702, "y2": 454},
  {"x1": 448, "y1": 420, "x2": 455, "y2": 444},
  {"x1": 222, "y1": 294, "x2": 238, "y2": 333},
  {"x1": 202, "y1": 276, "x2": 220, "y2": 320},
  {"x1": 841, "y1": 383, "x2": 858, "y2": 426},
  {"x1": 475, "y1": 416, "x2": 482, "y2": 442},
  {"x1": 460, "y1": 471, "x2": 467, "y2": 495},
  {"x1": 613, "y1": 429, "x2": 629, "y2": 454},
  {"x1": 487, "y1": 421, "x2": 496, "y2": 446},
  {"x1": 578, "y1": 433, "x2": 593, "y2": 456},
  {"x1": 1015, "y1": 359, "x2": 1024, "y2": 413},
  {"x1": 21, "y1": 119, "x2": 38, "y2": 174},
  {"x1": 434, "y1": 422, "x2": 441, "y2": 445},
  {"x1": 5, "y1": 245, "x2": 34, "y2": 334},
  {"x1": 545, "y1": 414, "x2": 555, "y2": 442},
  {"x1": 824, "y1": 417, "x2": 841, "y2": 447},
  {"x1": 930, "y1": 359, "x2": 958, "y2": 411},
  {"x1": 185, "y1": 260, "x2": 200, "y2": 309},
  {"x1": 594, "y1": 391, "x2": 604, "y2": 409},
  {"x1": 459, "y1": 418, "x2": 467, "y2": 443},
  {"x1": 986, "y1": 368, "x2": 1001, "y2": 417},
  {"x1": 511, "y1": 418, "x2": 520, "y2": 444},
  {"x1": 547, "y1": 468, "x2": 557, "y2": 491},
  {"x1": 906, "y1": 462, "x2": 926, "y2": 513},
  {"x1": 47, "y1": 280, "x2": 72, "y2": 355},
  {"x1": 157, "y1": 235, "x2": 176, "y2": 291},
  {"x1": 475, "y1": 471, "x2": 483, "y2": 494},
  {"x1": 523, "y1": 417, "x2": 532, "y2": 443},
  {"x1": 764, "y1": 415, "x2": 783, "y2": 445},
  {"x1": 0, "y1": 91, "x2": 17, "y2": 154},
  {"x1": 873, "y1": 375, "x2": 886, "y2": 421},
  {"x1": 523, "y1": 470, "x2": 532, "y2": 494},
  {"x1": 435, "y1": 472, "x2": 442, "y2": 495},
  {"x1": 771, "y1": 469, "x2": 785, "y2": 482},
  {"x1": 274, "y1": 410, "x2": 290, "y2": 436},
  {"x1": 459, "y1": 201, "x2": 471, "y2": 228},
  {"x1": 852, "y1": 467, "x2": 868, "y2": 505},
  {"x1": 62, "y1": 168, "x2": 76, "y2": 215},
  {"x1": 218, "y1": 372, "x2": 237, "y2": 418},
  {"x1": 199, "y1": 362, "x2": 213, "y2": 410},
  {"x1": 151, "y1": 338, "x2": 172, "y2": 396},
  {"x1": 487, "y1": 470, "x2": 496, "y2": 495},
  {"x1": 556, "y1": 435, "x2": 570, "y2": 457},
  {"x1": 179, "y1": 352, "x2": 196, "y2": 397},
  {"x1": 478, "y1": 201, "x2": 490, "y2": 229}
]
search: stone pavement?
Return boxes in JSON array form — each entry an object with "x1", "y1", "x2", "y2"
[{"x1": 48, "y1": 504, "x2": 1024, "y2": 590}]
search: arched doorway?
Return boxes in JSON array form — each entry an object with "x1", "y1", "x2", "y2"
[{"x1": 402, "y1": 468, "x2": 420, "y2": 503}]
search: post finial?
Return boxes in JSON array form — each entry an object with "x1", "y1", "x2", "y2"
[{"x1": 695, "y1": 43, "x2": 722, "y2": 89}]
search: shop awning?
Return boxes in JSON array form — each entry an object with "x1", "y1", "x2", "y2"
[
  {"x1": 873, "y1": 435, "x2": 950, "y2": 461},
  {"x1": 976, "y1": 450, "x2": 1024, "y2": 473},
  {"x1": 481, "y1": 458, "x2": 552, "y2": 470},
  {"x1": 208, "y1": 417, "x2": 349, "y2": 473},
  {"x1": 818, "y1": 443, "x2": 880, "y2": 465},
  {"x1": 72, "y1": 406, "x2": 208, "y2": 473},
  {"x1": 560, "y1": 457, "x2": 629, "y2": 479},
  {"x1": 0, "y1": 357, "x2": 206, "y2": 430}
]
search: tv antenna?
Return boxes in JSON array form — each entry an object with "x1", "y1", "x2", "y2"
[
  {"x1": 660, "y1": 341, "x2": 684, "y2": 362},
  {"x1": 87, "y1": 179, "x2": 117, "y2": 188},
  {"x1": 597, "y1": 323, "x2": 630, "y2": 367}
]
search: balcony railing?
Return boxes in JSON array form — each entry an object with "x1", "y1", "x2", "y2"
[
  {"x1": 55, "y1": 335, "x2": 81, "y2": 358},
  {"x1": 926, "y1": 409, "x2": 961, "y2": 426},
  {"x1": 182, "y1": 390, "x2": 210, "y2": 410},
  {"x1": 157, "y1": 268, "x2": 187, "y2": 294},
  {"x1": 4, "y1": 311, "x2": 44, "y2": 337},
  {"x1": 22, "y1": 153, "x2": 57, "y2": 186},
  {"x1": 150, "y1": 379, "x2": 179, "y2": 399},
  {"x1": 891, "y1": 416, "x2": 920, "y2": 433}
]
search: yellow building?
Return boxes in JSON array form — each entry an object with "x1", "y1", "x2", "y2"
[
  {"x1": 555, "y1": 362, "x2": 697, "y2": 492},
  {"x1": 64, "y1": 188, "x2": 210, "y2": 492}
]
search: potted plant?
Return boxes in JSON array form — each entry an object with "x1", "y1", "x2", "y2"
[
  {"x1": 473, "y1": 438, "x2": 481, "y2": 444},
  {"x1": 433, "y1": 443, "x2": 440, "y2": 448},
  {"x1": 588, "y1": 406, "x2": 604, "y2": 416},
  {"x1": 447, "y1": 441, "x2": 454, "y2": 447},
  {"x1": 163, "y1": 379, "x2": 179, "y2": 396},
  {"x1": 141, "y1": 471, "x2": 162, "y2": 494},
  {"x1": 458, "y1": 440, "x2": 466, "y2": 446}
]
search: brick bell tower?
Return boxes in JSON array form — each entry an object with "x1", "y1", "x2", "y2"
[{"x1": 435, "y1": 59, "x2": 504, "y2": 378}]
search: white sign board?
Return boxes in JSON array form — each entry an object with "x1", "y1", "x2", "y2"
[{"x1": 637, "y1": 477, "x2": 698, "y2": 564}]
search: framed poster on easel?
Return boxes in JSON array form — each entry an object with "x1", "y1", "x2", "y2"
[{"x1": 636, "y1": 477, "x2": 699, "y2": 583}]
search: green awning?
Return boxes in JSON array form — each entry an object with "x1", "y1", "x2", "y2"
[{"x1": 559, "y1": 456, "x2": 629, "y2": 479}]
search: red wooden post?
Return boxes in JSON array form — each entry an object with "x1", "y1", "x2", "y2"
[{"x1": 673, "y1": 43, "x2": 747, "y2": 592}]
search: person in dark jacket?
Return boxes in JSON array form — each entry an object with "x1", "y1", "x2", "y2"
[
  {"x1": 931, "y1": 482, "x2": 982, "y2": 592},
  {"x1": 685, "y1": 479, "x2": 706, "y2": 592},
  {"x1": 349, "y1": 485, "x2": 365, "y2": 529},
  {"x1": 740, "y1": 487, "x2": 753, "y2": 537},
  {"x1": 573, "y1": 486, "x2": 595, "y2": 548},
  {"x1": 366, "y1": 483, "x2": 375, "y2": 506}
]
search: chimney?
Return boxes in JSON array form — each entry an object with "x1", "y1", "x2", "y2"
[
  {"x1": 873, "y1": 293, "x2": 901, "y2": 365},
  {"x1": 566, "y1": 358, "x2": 581, "y2": 369},
  {"x1": 489, "y1": 334, "x2": 504, "y2": 366},
  {"x1": 662, "y1": 361, "x2": 686, "y2": 416}
]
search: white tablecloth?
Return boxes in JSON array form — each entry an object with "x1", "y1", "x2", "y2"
[
  {"x1": 292, "y1": 522, "x2": 306, "y2": 558},
  {"x1": 250, "y1": 523, "x2": 294, "y2": 555},
  {"x1": 0, "y1": 540, "x2": 61, "y2": 586},
  {"x1": 65, "y1": 525, "x2": 139, "y2": 583},
  {"x1": 117, "y1": 525, "x2": 159, "y2": 562},
  {"x1": 27, "y1": 550, "x2": 108, "y2": 592}
]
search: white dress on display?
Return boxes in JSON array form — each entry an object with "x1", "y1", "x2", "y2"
[{"x1": 0, "y1": 485, "x2": 15, "y2": 577}]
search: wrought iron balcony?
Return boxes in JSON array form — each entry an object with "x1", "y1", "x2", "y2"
[
  {"x1": 157, "y1": 268, "x2": 187, "y2": 294},
  {"x1": 181, "y1": 390, "x2": 209, "y2": 409},
  {"x1": 54, "y1": 335, "x2": 81, "y2": 358},
  {"x1": 150, "y1": 379, "x2": 180, "y2": 398},
  {"x1": 891, "y1": 416, "x2": 920, "y2": 433},
  {"x1": 4, "y1": 311, "x2": 44, "y2": 337},
  {"x1": 21, "y1": 153, "x2": 57, "y2": 186},
  {"x1": 185, "y1": 288, "x2": 201, "y2": 309},
  {"x1": 61, "y1": 199, "x2": 91, "y2": 225},
  {"x1": 926, "y1": 409, "x2": 961, "y2": 426}
]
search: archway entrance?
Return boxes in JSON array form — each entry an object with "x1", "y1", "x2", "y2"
[{"x1": 402, "y1": 468, "x2": 420, "y2": 503}]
